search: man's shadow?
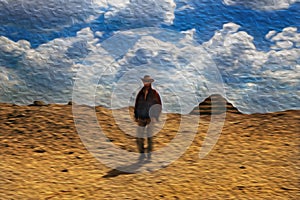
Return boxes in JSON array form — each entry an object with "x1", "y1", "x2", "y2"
[{"x1": 102, "y1": 159, "x2": 147, "y2": 178}]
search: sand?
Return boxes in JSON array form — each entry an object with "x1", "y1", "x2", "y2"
[{"x1": 0, "y1": 103, "x2": 299, "y2": 199}]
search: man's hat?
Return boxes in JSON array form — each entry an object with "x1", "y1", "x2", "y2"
[{"x1": 141, "y1": 75, "x2": 154, "y2": 82}]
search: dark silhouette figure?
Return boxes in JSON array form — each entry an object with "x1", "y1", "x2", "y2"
[{"x1": 134, "y1": 75, "x2": 162, "y2": 161}]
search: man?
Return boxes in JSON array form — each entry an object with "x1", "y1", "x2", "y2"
[{"x1": 134, "y1": 75, "x2": 162, "y2": 161}]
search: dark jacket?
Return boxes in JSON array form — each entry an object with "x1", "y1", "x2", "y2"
[{"x1": 134, "y1": 86, "x2": 162, "y2": 120}]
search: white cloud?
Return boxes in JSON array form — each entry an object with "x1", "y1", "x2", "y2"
[
  {"x1": 203, "y1": 23, "x2": 300, "y2": 113},
  {"x1": 107, "y1": 0, "x2": 131, "y2": 8},
  {"x1": 203, "y1": 23, "x2": 266, "y2": 73},
  {"x1": 0, "y1": 36, "x2": 30, "y2": 67},
  {"x1": 266, "y1": 27, "x2": 300, "y2": 49},
  {"x1": 95, "y1": 31, "x2": 104, "y2": 38},
  {"x1": 174, "y1": 0, "x2": 195, "y2": 11},
  {"x1": 265, "y1": 30, "x2": 277, "y2": 40},
  {"x1": 0, "y1": 27, "x2": 101, "y2": 104},
  {"x1": 0, "y1": 0, "x2": 108, "y2": 32},
  {"x1": 105, "y1": 0, "x2": 176, "y2": 27},
  {"x1": 223, "y1": 0, "x2": 299, "y2": 10}
]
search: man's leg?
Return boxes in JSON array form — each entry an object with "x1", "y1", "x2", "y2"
[
  {"x1": 146, "y1": 120, "x2": 154, "y2": 160},
  {"x1": 147, "y1": 137, "x2": 153, "y2": 160},
  {"x1": 136, "y1": 121, "x2": 146, "y2": 160},
  {"x1": 136, "y1": 126, "x2": 145, "y2": 153}
]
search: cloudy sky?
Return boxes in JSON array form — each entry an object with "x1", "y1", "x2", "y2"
[{"x1": 0, "y1": 0, "x2": 299, "y2": 113}]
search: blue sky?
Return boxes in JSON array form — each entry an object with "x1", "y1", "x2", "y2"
[{"x1": 0, "y1": 0, "x2": 299, "y2": 113}]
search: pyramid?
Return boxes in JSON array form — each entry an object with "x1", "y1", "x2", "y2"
[{"x1": 190, "y1": 94, "x2": 241, "y2": 115}]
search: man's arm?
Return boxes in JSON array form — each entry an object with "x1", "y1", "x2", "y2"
[
  {"x1": 134, "y1": 90, "x2": 142, "y2": 121},
  {"x1": 152, "y1": 91, "x2": 162, "y2": 121},
  {"x1": 156, "y1": 91, "x2": 162, "y2": 106}
]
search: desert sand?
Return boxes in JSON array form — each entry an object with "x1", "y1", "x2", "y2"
[{"x1": 0, "y1": 97, "x2": 299, "y2": 199}]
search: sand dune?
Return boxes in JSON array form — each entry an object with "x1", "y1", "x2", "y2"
[{"x1": 0, "y1": 100, "x2": 299, "y2": 199}]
